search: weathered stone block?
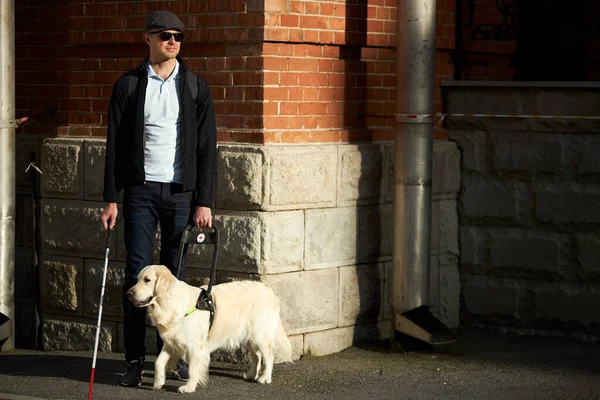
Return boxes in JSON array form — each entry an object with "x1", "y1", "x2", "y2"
[
  {"x1": 304, "y1": 326, "x2": 354, "y2": 356},
  {"x1": 216, "y1": 146, "x2": 263, "y2": 210},
  {"x1": 572, "y1": 135, "x2": 600, "y2": 174},
  {"x1": 383, "y1": 143, "x2": 394, "y2": 203},
  {"x1": 433, "y1": 140, "x2": 461, "y2": 196},
  {"x1": 305, "y1": 207, "x2": 357, "y2": 270},
  {"x1": 439, "y1": 199, "x2": 459, "y2": 257},
  {"x1": 40, "y1": 199, "x2": 117, "y2": 258},
  {"x1": 181, "y1": 267, "x2": 211, "y2": 287},
  {"x1": 303, "y1": 322, "x2": 388, "y2": 357},
  {"x1": 84, "y1": 260, "x2": 125, "y2": 321},
  {"x1": 337, "y1": 144, "x2": 384, "y2": 206},
  {"x1": 41, "y1": 256, "x2": 83, "y2": 316},
  {"x1": 262, "y1": 269, "x2": 339, "y2": 335},
  {"x1": 534, "y1": 283, "x2": 600, "y2": 327},
  {"x1": 491, "y1": 132, "x2": 564, "y2": 174},
  {"x1": 41, "y1": 138, "x2": 83, "y2": 198},
  {"x1": 460, "y1": 226, "x2": 486, "y2": 266},
  {"x1": 265, "y1": 146, "x2": 337, "y2": 210},
  {"x1": 259, "y1": 210, "x2": 304, "y2": 274},
  {"x1": 575, "y1": 233, "x2": 600, "y2": 274},
  {"x1": 43, "y1": 318, "x2": 115, "y2": 351},
  {"x1": 535, "y1": 183, "x2": 600, "y2": 225},
  {"x1": 339, "y1": 264, "x2": 384, "y2": 326},
  {"x1": 358, "y1": 204, "x2": 393, "y2": 263},
  {"x1": 84, "y1": 140, "x2": 106, "y2": 201},
  {"x1": 382, "y1": 262, "x2": 392, "y2": 320},
  {"x1": 187, "y1": 213, "x2": 261, "y2": 273},
  {"x1": 216, "y1": 271, "x2": 260, "y2": 284},
  {"x1": 462, "y1": 275, "x2": 520, "y2": 318},
  {"x1": 287, "y1": 334, "x2": 303, "y2": 361},
  {"x1": 437, "y1": 264, "x2": 461, "y2": 329},
  {"x1": 489, "y1": 230, "x2": 562, "y2": 273},
  {"x1": 447, "y1": 130, "x2": 487, "y2": 173},
  {"x1": 461, "y1": 175, "x2": 529, "y2": 223},
  {"x1": 430, "y1": 255, "x2": 442, "y2": 319}
]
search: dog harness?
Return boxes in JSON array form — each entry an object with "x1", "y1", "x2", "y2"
[{"x1": 185, "y1": 288, "x2": 215, "y2": 329}]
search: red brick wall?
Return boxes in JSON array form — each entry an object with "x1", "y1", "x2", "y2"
[
  {"x1": 15, "y1": 0, "x2": 456, "y2": 143},
  {"x1": 16, "y1": 0, "x2": 266, "y2": 141},
  {"x1": 262, "y1": 0, "x2": 455, "y2": 143}
]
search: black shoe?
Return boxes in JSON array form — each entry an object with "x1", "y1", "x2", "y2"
[
  {"x1": 171, "y1": 360, "x2": 188, "y2": 381},
  {"x1": 120, "y1": 359, "x2": 144, "y2": 387}
]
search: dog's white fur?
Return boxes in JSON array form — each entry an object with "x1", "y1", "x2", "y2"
[{"x1": 128, "y1": 264, "x2": 292, "y2": 393}]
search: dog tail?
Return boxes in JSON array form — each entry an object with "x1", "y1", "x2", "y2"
[{"x1": 274, "y1": 321, "x2": 293, "y2": 364}]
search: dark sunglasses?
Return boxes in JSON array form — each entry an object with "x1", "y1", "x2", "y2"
[{"x1": 150, "y1": 31, "x2": 184, "y2": 42}]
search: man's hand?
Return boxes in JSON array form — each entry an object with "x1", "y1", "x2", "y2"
[
  {"x1": 193, "y1": 206, "x2": 212, "y2": 229},
  {"x1": 100, "y1": 202, "x2": 118, "y2": 231}
]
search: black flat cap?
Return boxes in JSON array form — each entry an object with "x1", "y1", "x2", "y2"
[{"x1": 145, "y1": 10, "x2": 185, "y2": 32}]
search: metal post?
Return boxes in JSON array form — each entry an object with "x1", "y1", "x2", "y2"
[
  {"x1": 0, "y1": 0, "x2": 16, "y2": 351},
  {"x1": 392, "y1": 0, "x2": 454, "y2": 350},
  {"x1": 394, "y1": 0, "x2": 436, "y2": 316}
]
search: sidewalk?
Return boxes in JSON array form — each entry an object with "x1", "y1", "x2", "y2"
[{"x1": 1, "y1": 330, "x2": 599, "y2": 400}]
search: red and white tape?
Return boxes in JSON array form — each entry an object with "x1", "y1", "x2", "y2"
[{"x1": 397, "y1": 112, "x2": 600, "y2": 122}]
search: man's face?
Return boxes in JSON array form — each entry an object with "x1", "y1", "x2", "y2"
[{"x1": 146, "y1": 30, "x2": 182, "y2": 62}]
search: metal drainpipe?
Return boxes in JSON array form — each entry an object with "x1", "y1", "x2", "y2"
[
  {"x1": 0, "y1": 0, "x2": 16, "y2": 351},
  {"x1": 392, "y1": 0, "x2": 453, "y2": 350}
]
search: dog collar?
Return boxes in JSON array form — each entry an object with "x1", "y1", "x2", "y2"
[{"x1": 185, "y1": 306, "x2": 197, "y2": 316}]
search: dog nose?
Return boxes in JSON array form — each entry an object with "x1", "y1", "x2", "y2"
[{"x1": 127, "y1": 289, "x2": 134, "y2": 298}]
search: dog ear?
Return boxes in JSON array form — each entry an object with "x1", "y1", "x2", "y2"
[
  {"x1": 148, "y1": 296, "x2": 173, "y2": 327},
  {"x1": 154, "y1": 266, "x2": 176, "y2": 297}
]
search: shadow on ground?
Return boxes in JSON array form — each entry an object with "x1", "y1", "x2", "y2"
[{"x1": 1, "y1": 330, "x2": 600, "y2": 400}]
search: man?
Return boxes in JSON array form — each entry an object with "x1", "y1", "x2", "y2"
[{"x1": 100, "y1": 10, "x2": 216, "y2": 387}]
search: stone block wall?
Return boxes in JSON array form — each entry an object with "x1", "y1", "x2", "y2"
[
  {"x1": 444, "y1": 81, "x2": 600, "y2": 340},
  {"x1": 29, "y1": 138, "x2": 460, "y2": 355}
]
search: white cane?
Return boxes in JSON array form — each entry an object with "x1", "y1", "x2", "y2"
[{"x1": 88, "y1": 229, "x2": 113, "y2": 400}]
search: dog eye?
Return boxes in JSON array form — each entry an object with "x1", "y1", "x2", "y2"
[{"x1": 144, "y1": 277, "x2": 151, "y2": 283}]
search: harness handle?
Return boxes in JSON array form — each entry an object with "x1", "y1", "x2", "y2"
[{"x1": 175, "y1": 224, "x2": 219, "y2": 296}]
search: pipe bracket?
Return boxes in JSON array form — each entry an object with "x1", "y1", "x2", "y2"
[{"x1": 0, "y1": 119, "x2": 17, "y2": 129}]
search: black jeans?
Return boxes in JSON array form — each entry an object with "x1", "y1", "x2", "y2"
[{"x1": 122, "y1": 181, "x2": 193, "y2": 362}]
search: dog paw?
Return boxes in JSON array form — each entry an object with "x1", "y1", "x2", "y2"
[
  {"x1": 178, "y1": 384, "x2": 196, "y2": 393},
  {"x1": 257, "y1": 376, "x2": 272, "y2": 385},
  {"x1": 243, "y1": 372, "x2": 256, "y2": 381},
  {"x1": 153, "y1": 377, "x2": 165, "y2": 390}
]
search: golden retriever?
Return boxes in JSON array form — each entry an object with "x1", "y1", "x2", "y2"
[{"x1": 127, "y1": 264, "x2": 292, "y2": 393}]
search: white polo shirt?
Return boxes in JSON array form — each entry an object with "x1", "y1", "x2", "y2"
[{"x1": 144, "y1": 60, "x2": 183, "y2": 184}]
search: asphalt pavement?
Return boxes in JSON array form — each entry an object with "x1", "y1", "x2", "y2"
[{"x1": 0, "y1": 330, "x2": 599, "y2": 400}]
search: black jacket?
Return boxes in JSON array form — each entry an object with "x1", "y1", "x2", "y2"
[{"x1": 103, "y1": 57, "x2": 216, "y2": 207}]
